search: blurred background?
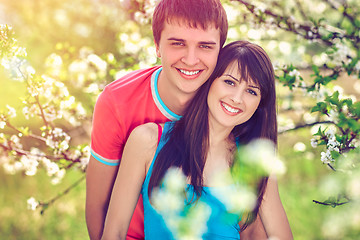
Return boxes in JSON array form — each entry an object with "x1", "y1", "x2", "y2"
[{"x1": 1, "y1": 0, "x2": 359, "y2": 239}]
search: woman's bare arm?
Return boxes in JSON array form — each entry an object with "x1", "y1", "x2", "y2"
[
  {"x1": 101, "y1": 123, "x2": 159, "y2": 240},
  {"x1": 259, "y1": 175, "x2": 293, "y2": 240}
]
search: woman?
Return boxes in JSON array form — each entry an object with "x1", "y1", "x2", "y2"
[{"x1": 101, "y1": 41, "x2": 293, "y2": 240}]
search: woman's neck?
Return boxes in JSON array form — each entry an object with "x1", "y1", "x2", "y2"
[{"x1": 203, "y1": 126, "x2": 236, "y2": 186}]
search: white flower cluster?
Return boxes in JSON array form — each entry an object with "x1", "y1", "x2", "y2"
[
  {"x1": 0, "y1": 120, "x2": 5, "y2": 129},
  {"x1": 240, "y1": 139, "x2": 287, "y2": 176},
  {"x1": 45, "y1": 127, "x2": 71, "y2": 154},
  {"x1": 9, "y1": 134, "x2": 23, "y2": 149},
  {"x1": 41, "y1": 157, "x2": 66, "y2": 185},
  {"x1": 210, "y1": 172, "x2": 257, "y2": 214},
  {"x1": 65, "y1": 145, "x2": 90, "y2": 170},
  {"x1": 319, "y1": 129, "x2": 340, "y2": 164},
  {"x1": 68, "y1": 48, "x2": 107, "y2": 89},
  {"x1": 277, "y1": 115, "x2": 295, "y2": 133},
  {"x1": 6, "y1": 105, "x2": 16, "y2": 118},
  {"x1": 152, "y1": 167, "x2": 187, "y2": 214},
  {"x1": 133, "y1": 0, "x2": 157, "y2": 25},
  {"x1": 310, "y1": 138, "x2": 318, "y2": 148},
  {"x1": 24, "y1": 73, "x2": 86, "y2": 126},
  {"x1": 27, "y1": 197, "x2": 39, "y2": 211},
  {"x1": 2, "y1": 146, "x2": 66, "y2": 184},
  {"x1": 1, "y1": 148, "x2": 38, "y2": 175},
  {"x1": 45, "y1": 53, "x2": 63, "y2": 77},
  {"x1": 152, "y1": 167, "x2": 211, "y2": 240},
  {"x1": 327, "y1": 42, "x2": 354, "y2": 67}
]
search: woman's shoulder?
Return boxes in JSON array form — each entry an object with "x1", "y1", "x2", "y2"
[{"x1": 128, "y1": 122, "x2": 163, "y2": 146}]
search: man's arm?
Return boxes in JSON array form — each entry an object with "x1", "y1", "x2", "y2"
[{"x1": 86, "y1": 156, "x2": 118, "y2": 240}]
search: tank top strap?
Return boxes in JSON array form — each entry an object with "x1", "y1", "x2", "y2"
[{"x1": 156, "y1": 123, "x2": 162, "y2": 145}]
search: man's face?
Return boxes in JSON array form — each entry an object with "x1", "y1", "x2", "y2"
[{"x1": 155, "y1": 19, "x2": 221, "y2": 97}]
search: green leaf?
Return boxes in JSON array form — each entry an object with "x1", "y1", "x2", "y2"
[
  {"x1": 312, "y1": 65, "x2": 320, "y2": 75},
  {"x1": 311, "y1": 102, "x2": 328, "y2": 114}
]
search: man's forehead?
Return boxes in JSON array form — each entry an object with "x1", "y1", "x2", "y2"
[{"x1": 165, "y1": 17, "x2": 217, "y2": 30}]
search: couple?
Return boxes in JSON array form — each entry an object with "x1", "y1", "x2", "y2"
[{"x1": 86, "y1": 0, "x2": 292, "y2": 239}]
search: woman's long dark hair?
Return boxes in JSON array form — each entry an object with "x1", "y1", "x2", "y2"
[{"x1": 148, "y1": 40, "x2": 277, "y2": 231}]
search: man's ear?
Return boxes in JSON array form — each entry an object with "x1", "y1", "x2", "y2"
[{"x1": 155, "y1": 41, "x2": 161, "y2": 58}]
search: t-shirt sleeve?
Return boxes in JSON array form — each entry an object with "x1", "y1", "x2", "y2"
[{"x1": 90, "y1": 87, "x2": 124, "y2": 166}]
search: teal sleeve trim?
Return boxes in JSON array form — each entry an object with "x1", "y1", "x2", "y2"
[
  {"x1": 153, "y1": 69, "x2": 181, "y2": 121},
  {"x1": 90, "y1": 150, "x2": 120, "y2": 166}
]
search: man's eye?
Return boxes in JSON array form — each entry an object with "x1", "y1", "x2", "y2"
[
  {"x1": 224, "y1": 80, "x2": 235, "y2": 86},
  {"x1": 200, "y1": 45, "x2": 212, "y2": 49},
  {"x1": 172, "y1": 42, "x2": 184, "y2": 46}
]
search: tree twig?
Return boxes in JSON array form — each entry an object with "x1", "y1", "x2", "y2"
[{"x1": 40, "y1": 174, "x2": 86, "y2": 215}]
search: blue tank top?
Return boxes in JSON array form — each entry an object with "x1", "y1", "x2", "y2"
[{"x1": 141, "y1": 122, "x2": 241, "y2": 239}]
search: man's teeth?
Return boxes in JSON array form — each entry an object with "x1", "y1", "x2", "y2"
[
  {"x1": 179, "y1": 69, "x2": 200, "y2": 76},
  {"x1": 222, "y1": 102, "x2": 240, "y2": 113}
]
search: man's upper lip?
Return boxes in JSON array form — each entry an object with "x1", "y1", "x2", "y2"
[{"x1": 176, "y1": 67, "x2": 202, "y2": 71}]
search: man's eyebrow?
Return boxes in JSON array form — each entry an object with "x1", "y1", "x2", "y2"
[
  {"x1": 199, "y1": 41, "x2": 217, "y2": 45},
  {"x1": 167, "y1": 37, "x2": 185, "y2": 42},
  {"x1": 167, "y1": 38, "x2": 217, "y2": 45}
]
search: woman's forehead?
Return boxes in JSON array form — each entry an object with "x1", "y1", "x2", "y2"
[{"x1": 223, "y1": 61, "x2": 259, "y2": 85}]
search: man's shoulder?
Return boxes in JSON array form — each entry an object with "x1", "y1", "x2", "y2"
[
  {"x1": 106, "y1": 66, "x2": 161, "y2": 89},
  {"x1": 96, "y1": 65, "x2": 161, "y2": 108}
]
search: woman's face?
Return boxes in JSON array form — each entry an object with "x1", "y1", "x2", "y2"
[{"x1": 207, "y1": 61, "x2": 261, "y2": 130}]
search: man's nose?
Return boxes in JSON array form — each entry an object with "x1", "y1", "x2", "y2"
[{"x1": 181, "y1": 47, "x2": 200, "y2": 66}]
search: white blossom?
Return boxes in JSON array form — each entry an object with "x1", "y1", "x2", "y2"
[
  {"x1": 310, "y1": 138, "x2": 318, "y2": 148},
  {"x1": 46, "y1": 136, "x2": 56, "y2": 148},
  {"x1": 0, "y1": 121, "x2": 6, "y2": 129},
  {"x1": 45, "y1": 161, "x2": 60, "y2": 176},
  {"x1": 328, "y1": 109, "x2": 339, "y2": 123},
  {"x1": 3, "y1": 162, "x2": 17, "y2": 175},
  {"x1": 51, "y1": 168, "x2": 66, "y2": 185},
  {"x1": 87, "y1": 54, "x2": 107, "y2": 72},
  {"x1": 27, "y1": 197, "x2": 39, "y2": 211},
  {"x1": 60, "y1": 96, "x2": 75, "y2": 109},
  {"x1": 293, "y1": 142, "x2": 306, "y2": 152},
  {"x1": 20, "y1": 155, "x2": 39, "y2": 176},
  {"x1": 242, "y1": 139, "x2": 286, "y2": 175},
  {"x1": 163, "y1": 167, "x2": 187, "y2": 193},
  {"x1": 320, "y1": 150, "x2": 333, "y2": 164},
  {"x1": 59, "y1": 140, "x2": 69, "y2": 152},
  {"x1": 6, "y1": 105, "x2": 16, "y2": 118},
  {"x1": 10, "y1": 135, "x2": 22, "y2": 148},
  {"x1": 79, "y1": 146, "x2": 90, "y2": 169},
  {"x1": 45, "y1": 53, "x2": 63, "y2": 76}
]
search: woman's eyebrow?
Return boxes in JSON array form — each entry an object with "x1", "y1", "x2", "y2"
[
  {"x1": 224, "y1": 74, "x2": 240, "y2": 82},
  {"x1": 249, "y1": 84, "x2": 260, "y2": 90}
]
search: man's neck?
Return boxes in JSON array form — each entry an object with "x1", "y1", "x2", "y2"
[{"x1": 157, "y1": 72, "x2": 195, "y2": 116}]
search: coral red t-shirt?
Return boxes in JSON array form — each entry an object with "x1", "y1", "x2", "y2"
[{"x1": 90, "y1": 66, "x2": 180, "y2": 239}]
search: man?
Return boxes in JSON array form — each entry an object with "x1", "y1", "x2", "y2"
[{"x1": 86, "y1": 0, "x2": 228, "y2": 239}]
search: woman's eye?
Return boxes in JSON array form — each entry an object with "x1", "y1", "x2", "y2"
[
  {"x1": 248, "y1": 89, "x2": 258, "y2": 96},
  {"x1": 224, "y1": 80, "x2": 235, "y2": 86}
]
